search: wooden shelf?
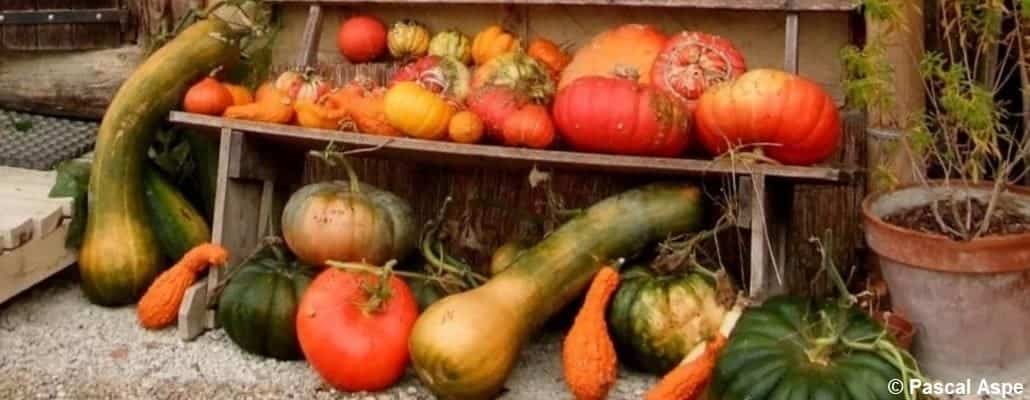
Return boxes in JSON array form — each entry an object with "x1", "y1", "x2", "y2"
[
  {"x1": 263, "y1": 0, "x2": 858, "y2": 11},
  {"x1": 170, "y1": 111, "x2": 849, "y2": 183}
]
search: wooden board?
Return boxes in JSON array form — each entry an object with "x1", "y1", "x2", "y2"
[
  {"x1": 0, "y1": 224, "x2": 76, "y2": 304},
  {"x1": 171, "y1": 112, "x2": 848, "y2": 182},
  {"x1": 264, "y1": 0, "x2": 859, "y2": 11}
]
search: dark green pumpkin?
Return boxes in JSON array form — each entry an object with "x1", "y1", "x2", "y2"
[
  {"x1": 218, "y1": 245, "x2": 313, "y2": 360},
  {"x1": 712, "y1": 296, "x2": 905, "y2": 400},
  {"x1": 607, "y1": 266, "x2": 725, "y2": 374}
]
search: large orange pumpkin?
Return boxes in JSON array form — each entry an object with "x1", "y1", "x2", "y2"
[
  {"x1": 694, "y1": 69, "x2": 841, "y2": 165},
  {"x1": 558, "y1": 24, "x2": 667, "y2": 89},
  {"x1": 281, "y1": 177, "x2": 416, "y2": 267}
]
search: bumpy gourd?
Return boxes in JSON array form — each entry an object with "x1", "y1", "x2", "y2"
[
  {"x1": 563, "y1": 266, "x2": 620, "y2": 400},
  {"x1": 137, "y1": 243, "x2": 228, "y2": 329}
]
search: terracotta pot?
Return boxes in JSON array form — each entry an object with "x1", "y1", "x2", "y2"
[
  {"x1": 863, "y1": 182, "x2": 1030, "y2": 383},
  {"x1": 876, "y1": 311, "x2": 915, "y2": 351}
]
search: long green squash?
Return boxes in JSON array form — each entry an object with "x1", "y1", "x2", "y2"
[
  {"x1": 143, "y1": 167, "x2": 211, "y2": 260},
  {"x1": 409, "y1": 184, "x2": 705, "y2": 399},
  {"x1": 79, "y1": 18, "x2": 242, "y2": 306}
]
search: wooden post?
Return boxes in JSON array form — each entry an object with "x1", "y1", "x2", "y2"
[{"x1": 866, "y1": 0, "x2": 925, "y2": 190}]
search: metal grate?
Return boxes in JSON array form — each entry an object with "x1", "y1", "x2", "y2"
[{"x1": 0, "y1": 109, "x2": 97, "y2": 171}]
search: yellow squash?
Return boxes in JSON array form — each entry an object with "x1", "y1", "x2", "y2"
[{"x1": 384, "y1": 82, "x2": 454, "y2": 140}]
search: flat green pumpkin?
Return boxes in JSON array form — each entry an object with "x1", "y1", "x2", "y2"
[{"x1": 713, "y1": 297, "x2": 905, "y2": 400}]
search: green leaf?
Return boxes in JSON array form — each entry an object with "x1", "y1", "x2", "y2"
[
  {"x1": 49, "y1": 160, "x2": 92, "y2": 249},
  {"x1": 13, "y1": 119, "x2": 32, "y2": 132}
]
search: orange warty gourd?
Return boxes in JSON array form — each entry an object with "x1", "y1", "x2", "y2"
[
  {"x1": 472, "y1": 25, "x2": 518, "y2": 65},
  {"x1": 224, "y1": 101, "x2": 295, "y2": 124},
  {"x1": 184, "y1": 77, "x2": 234, "y2": 115},
  {"x1": 136, "y1": 243, "x2": 228, "y2": 329},
  {"x1": 562, "y1": 266, "x2": 620, "y2": 400},
  {"x1": 645, "y1": 334, "x2": 727, "y2": 400},
  {"x1": 527, "y1": 37, "x2": 571, "y2": 79},
  {"x1": 693, "y1": 69, "x2": 842, "y2": 165},
  {"x1": 255, "y1": 82, "x2": 286, "y2": 103},
  {"x1": 223, "y1": 83, "x2": 255, "y2": 106},
  {"x1": 448, "y1": 111, "x2": 485, "y2": 143},
  {"x1": 559, "y1": 24, "x2": 667, "y2": 89},
  {"x1": 294, "y1": 99, "x2": 346, "y2": 130},
  {"x1": 327, "y1": 80, "x2": 401, "y2": 136}
]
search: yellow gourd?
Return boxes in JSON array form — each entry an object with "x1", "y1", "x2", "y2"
[
  {"x1": 388, "y1": 20, "x2": 431, "y2": 59},
  {"x1": 384, "y1": 82, "x2": 453, "y2": 140}
]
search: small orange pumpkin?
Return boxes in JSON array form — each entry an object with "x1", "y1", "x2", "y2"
[
  {"x1": 472, "y1": 25, "x2": 518, "y2": 65},
  {"x1": 294, "y1": 99, "x2": 346, "y2": 130},
  {"x1": 448, "y1": 111, "x2": 485, "y2": 144},
  {"x1": 501, "y1": 104, "x2": 554, "y2": 149},
  {"x1": 184, "y1": 77, "x2": 234, "y2": 115}
]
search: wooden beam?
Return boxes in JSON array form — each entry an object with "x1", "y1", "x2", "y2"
[
  {"x1": 170, "y1": 112, "x2": 850, "y2": 183},
  {"x1": 0, "y1": 46, "x2": 142, "y2": 119},
  {"x1": 262, "y1": 0, "x2": 859, "y2": 11},
  {"x1": 866, "y1": 0, "x2": 924, "y2": 190}
]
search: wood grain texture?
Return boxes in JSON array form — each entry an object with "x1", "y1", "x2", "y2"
[
  {"x1": 0, "y1": 224, "x2": 76, "y2": 305},
  {"x1": 171, "y1": 112, "x2": 847, "y2": 182},
  {"x1": 2, "y1": 0, "x2": 37, "y2": 50},
  {"x1": 263, "y1": 0, "x2": 858, "y2": 11},
  {"x1": 0, "y1": 46, "x2": 142, "y2": 119}
]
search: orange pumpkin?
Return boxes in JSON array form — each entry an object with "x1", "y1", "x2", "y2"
[
  {"x1": 558, "y1": 24, "x2": 668, "y2": 89},
  {"x1": 184, "y1": 77, "x2": 234, "y2": 115},
  {"x1": 501, "y1": 104, "x2": 554, "y2": 149},
  {"x1": 472, "y1": 25, "x2": 518, "y2": 65},
  {"x1": 223, "y1": 83, "x2": 254, "y2": 106},
  {"x1": 694, "y1": 69, "x2": 841, "y2": 165},
  {"x1": 527, "y1": 38, "x2": 571, "y2": 79},
  {"x1": 448, "y1": 111, "x2": 485, "y2": 144}
]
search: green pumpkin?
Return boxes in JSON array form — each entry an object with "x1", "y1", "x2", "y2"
[
  {"x1": 217, "y1": 245, "x2": 313, "y2": 360},
  {"x1": 429, "y1": 29, "x2": 472, "y2": 64},
  {"x1": 607, "y1": 266, "x2": 725, "y2": 374},
  {"x1": 712, "y1": 297, "x2": 906, "y2": 400}
]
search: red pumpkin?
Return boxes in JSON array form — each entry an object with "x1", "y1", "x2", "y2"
[
  {"x1": 553, "y1": 76, "x2": 689, "y2": 156},
  {"x1": 183, "y1": 77, "x2": 234, "y2": 115},
  {"x1": 694, "y1": 69, "x2": 841, "y2": 165},
  {"x1": 297, "y1": 267, "x2": 418, "y2": 392},
  {"x1": 337, "y1": 15, "x2": 388, "y2": 63},
  {"x1": 558, "y1": 24, "x2": 667, "y2": 89},
  {"x1": 651, "y1": 31, "x2": 746, "y2": 113},
  {"x1": 466, "y1": 85, "x2": 528, "y2": 137},
  {"x1": 501, "y1": 104, "x2": 555, "y2": 149}
]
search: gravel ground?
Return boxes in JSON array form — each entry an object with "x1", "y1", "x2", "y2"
[
  {"x1": 0, "y1": 270, "x2": 655, "y2": 399},
  {"x1": 3, "y1": 271, "x2": 1028, "y2": 400}
]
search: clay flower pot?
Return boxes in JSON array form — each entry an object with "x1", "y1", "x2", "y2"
[{"x1": 863, "y1": 182, "x2": 1030, "y2": 383}]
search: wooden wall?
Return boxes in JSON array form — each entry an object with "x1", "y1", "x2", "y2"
[
  {"x1": 275, "y1": 4, "x2": 862, "y2": 294},
  {"x1": 0, "y1": 0, "x2": 128, "y2": 50},
  {"x1": 274, "y1": 4, "x2": 852, "y2": 101}
]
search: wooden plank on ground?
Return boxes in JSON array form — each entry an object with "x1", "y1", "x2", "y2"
[
  {"x1": 0, "y1": 166, "x2": 72, "y2": 216},
  {"x1": 0, "y1": 215, "x2": 33, "y2": 251},
  {"x1": 1, "y1": 197, "x2": 66, "y2": 239},
  {"x1": 0, "y1": 224, "x2": 75, "y2": 304}
]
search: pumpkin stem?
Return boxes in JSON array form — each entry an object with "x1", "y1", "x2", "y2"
[
  {"x1": 810, "y1": 230, "x2": 857, "y2": 308},
  {"x1": 419, "y1": 196, "x2": 490, "y2": 286},
  {"x1": 611, "y1": 64, "x2": 640, "y2": 82},
  {"x1": 310, "y1": 142, "x2": 363, "y2": 194}
]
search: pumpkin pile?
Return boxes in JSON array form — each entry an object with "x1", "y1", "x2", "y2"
[{"x1": 178, "y1": 18, "x2": 842, "y2": 166}]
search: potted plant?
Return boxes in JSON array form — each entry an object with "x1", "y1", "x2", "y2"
[{"x1": 861, "y1": 0, "x2": 1030, "y2": 383}]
